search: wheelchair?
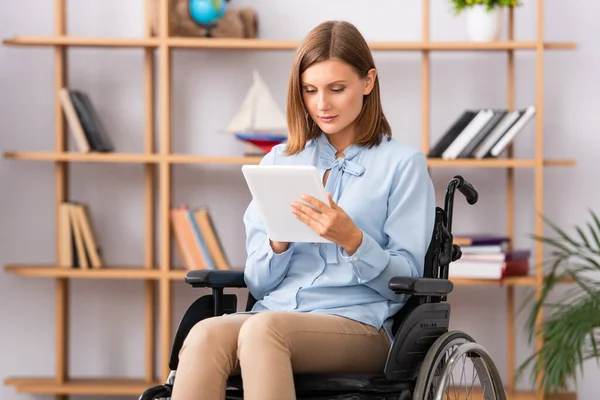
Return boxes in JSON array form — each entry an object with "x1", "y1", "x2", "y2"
[{"x1": 140, "y1": 175, "x2": 507, "y2": 400}]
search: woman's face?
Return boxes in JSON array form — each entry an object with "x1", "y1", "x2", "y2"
[{"x1": 301, "y1": 58, "x2": 376, "y2": 140}]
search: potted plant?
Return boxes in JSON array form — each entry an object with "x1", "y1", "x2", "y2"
[
  {"x1": 449, "y1": 0, "x2": 522, "y2": 42},
  {"x1": 518, "y1": 211, "x2": 600, "y2": 395}
]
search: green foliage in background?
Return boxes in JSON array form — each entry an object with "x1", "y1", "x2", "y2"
[
  {"x1": 449, "y1": 0, "x2": 522, "y2": 14},
  {"x1": 518, "y1": 210, "x2": 600, "y2": 394}
]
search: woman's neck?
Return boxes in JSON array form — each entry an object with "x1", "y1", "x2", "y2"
[{"x1": 326, "y1": 127, "x2": 356, "y2": 156}]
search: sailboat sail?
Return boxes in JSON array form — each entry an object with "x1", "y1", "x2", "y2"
[{"x1": 227, "y1": 70, "x2": 287, "y2": 136}]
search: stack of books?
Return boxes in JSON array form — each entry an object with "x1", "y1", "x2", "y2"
[
  {"x1": 58, "y1": 201, "x2": 103, "y2": 269},
  {"x1": 171, "y1": 206, "x2": 230, "y2": 271},
  {"x1": 429, "y1": 106, "x2": 536, "y2": 159},
  {"x1": 450, "y1": 234, "x2": 530, "y2": 280}
]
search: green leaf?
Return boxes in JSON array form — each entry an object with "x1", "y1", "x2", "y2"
[
  {"x1": 591, "y1": 209, "x2": 600, "y2": 237},
  {"x1": 530, "y1": 233, "x2": 572, "y2": 253},
  {"x1": 588, "y1": 221, "x2": 600, "y2": 252},
  {"x1": 576, "y1": 226, "x2": 591, "y2": 249},
  {"x1": 542, "y1": 214, "x2": 582, "y2": 248}
]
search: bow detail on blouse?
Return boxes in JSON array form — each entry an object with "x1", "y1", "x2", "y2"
[
  {"x1": 316, "y1": 140, "x2": 366, "y2": 265},
  {"x1": 318, "y1": 153, "x2": 365, "y2": 205},
  {"x1": 318, "y1": 154, "x2": 366, "y2": 178}
]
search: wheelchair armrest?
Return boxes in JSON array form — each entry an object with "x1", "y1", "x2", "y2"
[
  {"x1": 389, "y1": 277, "x2": 453, "y2": 296},
  {"x1": 184, "y1": 270, "x2": 247, "y2": 288}
]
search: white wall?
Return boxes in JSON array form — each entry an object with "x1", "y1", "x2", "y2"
[{"x1": 1, "y1": 1, "x2": 598, "y2": 399}]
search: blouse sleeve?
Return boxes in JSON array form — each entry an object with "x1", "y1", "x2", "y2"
[
  {"x1": 340, "y1": 151, "x2": 436, "y2": 302},
  {"x1": 242, "y1": 148, "x2": 295, "y2": 300}
]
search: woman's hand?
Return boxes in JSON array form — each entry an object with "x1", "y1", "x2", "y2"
[{"x1": 291, "y1": 193, "x2": 363, "y2": 255}]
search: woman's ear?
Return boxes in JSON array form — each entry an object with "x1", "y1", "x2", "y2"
[{"x1": 363, "y1": 68, "x2": 377, "y2": 95}]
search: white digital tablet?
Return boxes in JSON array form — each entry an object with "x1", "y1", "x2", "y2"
[{"x1": 241, "y1": 165, "x2": 332, "y2": 243}]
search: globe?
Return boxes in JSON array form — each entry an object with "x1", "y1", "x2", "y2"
[{"x1": 189, "y1": 0, "x2": 227, "y2": 26}]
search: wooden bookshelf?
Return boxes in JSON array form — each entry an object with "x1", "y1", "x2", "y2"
[{"x1": 2, "y1": 0, "x2": 578, "y2": 399}]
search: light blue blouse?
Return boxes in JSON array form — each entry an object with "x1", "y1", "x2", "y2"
[{"x1": 242, "y1": 133, "x2": 436, "y2": 340}]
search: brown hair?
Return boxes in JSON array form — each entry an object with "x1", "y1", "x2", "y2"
[{"x1": 285, "y1": 20, "x2": 392, "y2": 155}]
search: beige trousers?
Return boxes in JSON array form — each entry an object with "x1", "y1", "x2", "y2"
[{"x1": 170, "y1": 311, "x2": 391, "y2": 400}]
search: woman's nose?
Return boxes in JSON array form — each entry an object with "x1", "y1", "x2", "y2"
[{"x1": 317, "y1": 94, "x2": 331, "y2": 111}]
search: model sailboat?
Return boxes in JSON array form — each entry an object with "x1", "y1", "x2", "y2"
[{"x1": 227, "y1": 70, "x2": 288, "y2": 154}]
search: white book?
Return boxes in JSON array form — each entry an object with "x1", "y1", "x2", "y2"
[
  {"x1": 474, "y1": 110, "x2": 521, "y2": 159},
  {"x1": 490, "y1": 105, "x2": 536, "y2": 157},
  {"x1": 442, "y1": 109, "x2": 494, "y2": 160},
  {"x1": 58, "y1": 88, "x2": 91, "y2": 153},
  {"x1": 449, "y1": 259, "x2": 505, "y2": 280}
]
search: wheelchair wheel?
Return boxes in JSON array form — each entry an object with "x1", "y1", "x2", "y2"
[
  {"x1": 412, "y1": 330, "x2": 506, "y2": 400},
  {"x1": 138, "y1": 384, "x2": 172, "y2": 400}
]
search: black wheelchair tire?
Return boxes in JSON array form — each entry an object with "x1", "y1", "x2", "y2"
[{"x1": 411, "y1": 330, "x2": 475, "y2": 400}]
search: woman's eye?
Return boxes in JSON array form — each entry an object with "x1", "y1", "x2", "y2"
[
  {"x1": 303, "y1": 88, "x2": 316, "y2": 93},
  {"x1": 331, "y1": 87, "x2": 345, "y2": 93}
]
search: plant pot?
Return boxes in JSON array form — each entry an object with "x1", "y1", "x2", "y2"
[{"x1": 465, "y1": 5, "x2": 503, "y2": 42}]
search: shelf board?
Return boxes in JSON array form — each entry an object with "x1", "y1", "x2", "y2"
[
  {"x1": 167, "y1": 154, "x2": 263, "y2": 165},
  {"x1": 4, "y1": 265, "x2": 163, "y2": 280},
  {"x1": 3, "y1": 35, "x2": 160, "y2": 48},
  {"x1": 3, "y1": 151, "x2": 160, "y2": 163},
  {"x1": 427, "y1": 158, "x2": 575, "y2": 168},
  {"x1": 451, "y1": 276, "x2": 539, "y2": 286},
  {"x1": 4, "y1": 377, "x2": 160, "y2": 396},
  {"x1": 3, "y1": 377, "x2": 576, "y2": 398},
  {"x1": 3, "y1": 265, "x2": 241, "y2": 281},
  {"x1": 168, "y1": 38, "x2": 578, "y2": 51},
  {"x1": 6, "y1": 265, "x2": 572, "y2": 288},
  {"x1": 2, "y1": 151, "x2": 576, "y2": 168},
  {"x1": 3, "y1": 35, "x2": 577, "y2": 51}
]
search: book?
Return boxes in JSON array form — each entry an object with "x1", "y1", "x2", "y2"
[
  {"x1": 58, "y1": 202, "x2": 103, "y2": 269},
  {"x1": 428, "y1": 111, "x2": 476, "y2": 157},
  {"x1": 441, "y1": 109, "x2": 495, "y2": 159},
  {"x1": 58, "y1": 88, "x2": 92, "y2": 153},
  {"x1": 69, "y1": 90, "x2": 115, "y2": 152}
]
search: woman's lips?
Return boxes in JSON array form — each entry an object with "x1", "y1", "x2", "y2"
[{"x1": 319, "y1": 116, "x2": 338, "y2": 123}]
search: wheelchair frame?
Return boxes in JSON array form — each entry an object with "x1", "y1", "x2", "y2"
[{"x1": 139, "y1": 175, "x2": 506, "y2": 400}]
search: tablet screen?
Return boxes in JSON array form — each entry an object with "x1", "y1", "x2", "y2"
[{"x1": 242, "y1": 165, "x2": 332, "y2": 243}]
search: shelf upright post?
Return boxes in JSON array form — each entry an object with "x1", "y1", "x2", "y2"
[
  {"x1": 505, "y1": 6, "x2": 516, "y2": 395},
  {"x1": 143, "y1": 0, "x2": 158, "y2": 384},
  {"x1": 534, "y1": 0, "x2": 546, "y2": 399},
  {"x1": 157, "y1": 0, "x2": 174, "y2": 382},
  {"x1": 53, "y1": 1, "x2": 69, "y2": 398},
  {"x1": 421, "y1": 0, "x2": 431, "y2": 158}
]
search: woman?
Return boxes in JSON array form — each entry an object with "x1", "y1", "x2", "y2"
[{"x1": 171, "y1": 20, "x2": 436, "y2": 400}]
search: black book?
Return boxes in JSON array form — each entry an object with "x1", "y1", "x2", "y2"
[
  {"x1": 457, "y1": 110, "x2": 507, "y2": 158},
  {"x1": 428, "y1": 111, "x2": 476, "y2": 157},
  {"x1": 69, "y1": 90, "x2": 114, "y2": 152}
]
